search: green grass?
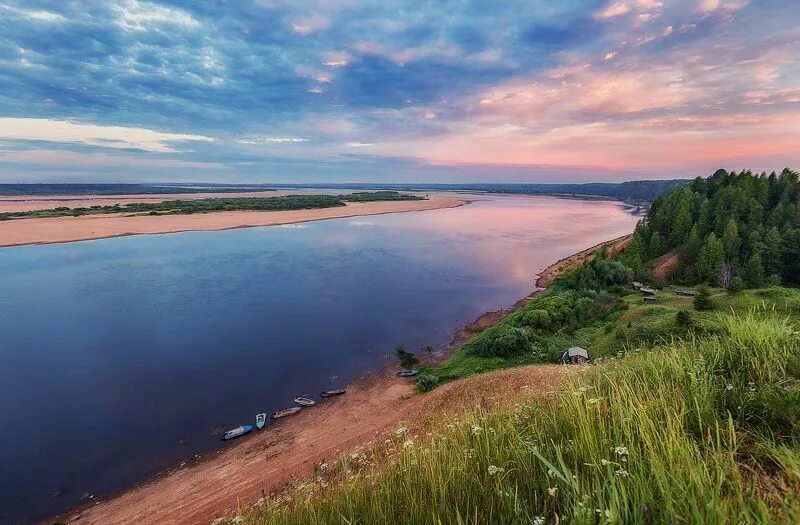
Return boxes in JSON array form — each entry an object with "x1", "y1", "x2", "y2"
[
  {"x1": 0, "y1": 192, "x2": 423, "y2": 220},
  {"x1": 224, "y1": 310, "x2": 800, "y2": 524},
  {"x1": 419, "y1": 286, "x2": 800, "y2": 390}
]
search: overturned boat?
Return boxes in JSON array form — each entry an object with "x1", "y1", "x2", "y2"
[
  {"x1": 272, "y1": 407, "x2": 301, "y2": 419},
  {"x1": 222, "y1": 425, "x2": 253, "y2": 441},
  {"x1": 320, "y1": 389, "x2": 346, "y2": 398},
  {"x1": 398, "y1": 369, "x2": 418, "y2": 377},
  {"x1": 294, "y1": 397, "x2": 316, "y2": 407}
]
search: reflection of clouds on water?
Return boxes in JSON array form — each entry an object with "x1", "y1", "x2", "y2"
[
  {"x1": 274, "y1": 223, "x2": 310, "y2": 229},
  {"x1": 347, "y1": 221, "x2": 378, "y2": 227}
]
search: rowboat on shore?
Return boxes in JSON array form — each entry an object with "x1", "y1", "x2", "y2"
[
  {"x1": 294, "y1": 397, "x2": 316, "y2": 407},
  {"x1": 222, "y1": 425, "x2": 253, "y2": 441},
  {"x1": 272, "y1": 407, "x2": 301, "y2": 419},
  {"x1": 255, "y1": 413, "x2": 267, "y2": 429},
  {"x1": 398, "y1": 369, "x2": 418, "y2": 377},
  {"x1": 320, "y1": 389, "x2": 346, "y2": 398}
]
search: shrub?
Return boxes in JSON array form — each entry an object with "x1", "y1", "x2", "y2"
[
  {"x1": 675, "y1": 309, "x2": 694, "y2": 328},
  {"x1": 475, "y1": 326, "x2": 533, "y2": 358},
  {"x1": 415, "y1": 373, "x2": 439, "y2": 392},
  {"x1": 520, "y1": 309, "x2": 551, "y2": 330},
  {"x1": 727, "y1": 276, "x2": 744, "y2": 294},
  {"x1": 694, "y1": 285, "x2": 714, "y2": 311},
  {"x1": 766, "y1": 274, "x2": 782, "y2": 286}
]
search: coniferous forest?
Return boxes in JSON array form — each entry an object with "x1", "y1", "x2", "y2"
[{"x1": 620, "y1": 168, "x2": 800, "y2": 287}]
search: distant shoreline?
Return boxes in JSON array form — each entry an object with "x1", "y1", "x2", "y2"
[
  {"x1": 56, "y1": 232, "x2": 633, "y2": 525},
  {"x1": 0, "y1": 194, "x2": 465, "y2": 248}
]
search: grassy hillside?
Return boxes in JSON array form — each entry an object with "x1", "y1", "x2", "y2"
[
  {"x1": 225, "y1": 310, "x2": 799, "y2": 524},
  {"x1": 219, "y1": 170, "x2": 798, "y2": 524}
]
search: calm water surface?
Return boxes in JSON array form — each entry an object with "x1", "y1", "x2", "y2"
[{"x1": 0, "y1": 194, "x2": 639, "y2": 522}]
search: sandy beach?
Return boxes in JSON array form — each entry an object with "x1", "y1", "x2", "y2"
[
  {"x1": 54, "y1": 233, "x2": 630, "y2": 525},
  {"x1": 0, "y1": 195, "x2": 464, "y2": 248}
]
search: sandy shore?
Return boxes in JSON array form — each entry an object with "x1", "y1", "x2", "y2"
[
  {"x1": 54, "y1": 233, "x2": 631, "y2": 525},
  {"x1": 0, "y1": 195, "x2": 464, "y2": 248}
]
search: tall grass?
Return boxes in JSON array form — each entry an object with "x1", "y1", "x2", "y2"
[{"x1": 226, "y1": 312, "x2": 800, "y2": 524}]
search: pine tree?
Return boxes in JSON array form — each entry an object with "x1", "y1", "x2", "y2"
[
  {"x1": 648, "y1": 231, "x2": 663, "y2": 259},
  {"x1": 694, "y1": 285, "x2": 714, "y2": 311},
  {"x1": 762, "y1": 226, "x2": 784, "y2": 276},
  {"x1": 696, "y1": 233, "x2": 724, "y2": 283},
  {"x1": 742, "y1": 252, "x2": 764, "y2": 288},
  {"x1": 721, "y1": 219, "x2": 741, "y2": 264}
]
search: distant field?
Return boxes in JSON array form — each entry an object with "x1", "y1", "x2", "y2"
[{"x1": 0, "y1": 191, "x2": 423, "y2": 220}]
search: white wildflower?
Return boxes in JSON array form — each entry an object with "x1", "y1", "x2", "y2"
[
  {"x1": 614, "y1": 446, "x2": 629, "y2": 456},
  {"x1": 533, "y1": 517, "x2": 545, "y2": 525},
  {"x1": 548, "y1": 486, "x2": 557, "y2": 496},
  {"x1": 601, "y1": 459, "x2": 610, "y2": 466},
  {"x1": 470, "y1": 425, "x2": 482, "y2": 435},
  {"x1": 487, "y1": 465, "x2": 504, "y2": 476},
  {"x1": 615, "y1": 468, "x2": 630, "y2": 477},
  {"x1": 726, "y1": 384, "x2": 734, "y2": 391},
  {"x1": 403, "y1": 440, "x2": 414, "y2": 449}
]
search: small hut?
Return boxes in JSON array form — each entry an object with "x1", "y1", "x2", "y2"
[
  {"x1": 675, "y1": 289, "x2": 697, "y2": 296},
  {"x1": 644, "y1": 296, "x2": 657, "y2": 303},
  {"x1": 639, "y1": 287, "x2": 657, "y2": 296},
  {"x1": 559, "y1": 346, "x2": 589, "y2": 365}
]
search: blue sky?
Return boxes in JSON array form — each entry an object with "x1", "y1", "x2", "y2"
[{"x1": 0, "y1": 0, "x2": 798, "y2": 183}]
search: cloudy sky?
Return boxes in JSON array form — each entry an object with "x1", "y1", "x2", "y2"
[{"x1": 0, "y1": 0, "x2": 798, "y2": 183}]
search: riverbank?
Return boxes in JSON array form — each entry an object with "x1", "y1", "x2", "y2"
[
  {"x1": 55, "y1": 233, "x2": 632, "y2": 525},
  {"x1": 0, "y1": 195, "x2": 464, "y2": 248}
]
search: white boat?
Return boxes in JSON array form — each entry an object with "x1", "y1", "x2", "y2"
[
  {"x1": 398, "y1": 369, "x2": 418, "y2": 377},
  {"x1": 255, "y1": 413, "x2": 267, "y2": 429},
  {"x1": 272, "y1": 407, "x2": 301, "y2": 419},
  {"x1": 294, "y1": 397, "x2": 316, "y2": 407},
  {"x1": 222, "y1": 425, "x2": 252, "y2": 440}
]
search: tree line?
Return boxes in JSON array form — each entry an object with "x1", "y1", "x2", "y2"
[{"x1": 620, "y1": 168, "x2": 800, "y2": 287}]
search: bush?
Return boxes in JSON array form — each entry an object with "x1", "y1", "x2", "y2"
[
  {"x1": 694, "y1": 285, "x2": 714, "y2": 311},
  {"x1": 415, "y1": 373, "x2": 439, "y2": 392},
  {"x1": 520, "y1": 309, "x2": 551, "y2": 330},
  {"x1": 475, "y1": 326, "x2": 533, "y2": 358},
  {"x1": 766, "y1": 274, "x2": 783, "y2": 286},
  {"x1": 727, "y1": 276, "x2": 744, "y2": 294},
  {"x1": 675, "y1": 309, "x2": 694, "y2": 328}
]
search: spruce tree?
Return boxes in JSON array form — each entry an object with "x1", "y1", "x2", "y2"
[{"x1": 742, "y1": 253, "x2": 764, "y2": 288}]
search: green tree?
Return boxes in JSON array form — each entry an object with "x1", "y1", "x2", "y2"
[
  {"x1": 721, "y1": 219, "x2": 741, "y2": 263},
  {"x1": 742, "y1": 253, "x2": 764, "y2": 288},
  {"x1": 696, "y1": 233, "x2": 724, "y2": 283},
  {"x1": 762, "y1": 226, "x2": 784, "y2": 277},
  {"x1": 728, "y1": 276, "x2": 744, "y2": 294},
  {"x1": 694, "y1": 285, "x2": 714, "y2": 311},
  {"x1": 648, "y1": 231, "x2": 664, "y2": 259},
  {"x1": 670, "y1": 199, "x2": 694, "y2": 246}
]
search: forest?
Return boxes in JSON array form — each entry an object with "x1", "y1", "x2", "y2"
[{"x1": 620, "y1": 168, "x2": 800, "y2": 287}]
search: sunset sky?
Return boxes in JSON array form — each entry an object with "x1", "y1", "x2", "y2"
[{"x1": 0, "y1": 0, "x2": 798, "y2": 183}]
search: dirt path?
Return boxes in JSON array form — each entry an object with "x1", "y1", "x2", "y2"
[{"x1": 57, "y1": 234, "x2": 628, "y2": 525}]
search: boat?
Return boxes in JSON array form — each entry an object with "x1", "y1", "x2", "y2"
[
  {"x1": 320, "y1": 389, "x2": 346, "y2": 398},
  {"x1": 255, "y1": 413, "x2": 267, "y2": 429},
  {"x1": 398, "y1": 369, "x2": 419, "y2": 377},
  {"x1": 271, "y1": 407, "x2": 301, "y2": 419},
  {"x1": 294, "y1": 397, "x2": 316, "y2": 407},
  {"x1": 222, "y1": 425, "x2": 253, "y2": 441}
]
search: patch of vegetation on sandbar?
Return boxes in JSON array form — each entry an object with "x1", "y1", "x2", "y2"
[{"x1": 0, "y1": 191, "x2": 424, "y2": 220}]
